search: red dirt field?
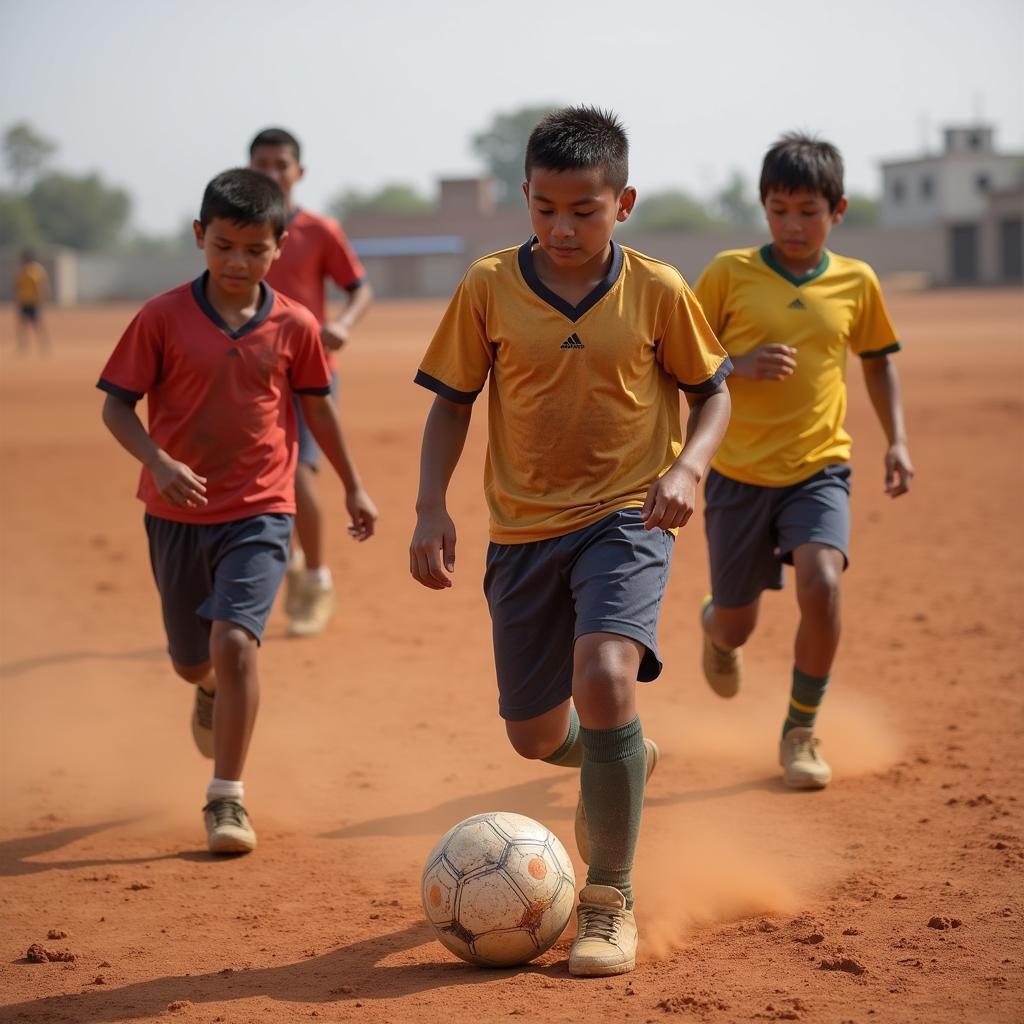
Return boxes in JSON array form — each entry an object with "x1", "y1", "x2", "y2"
[{"x1": 0, "y1": 290, "x2": 1022, "y2": 1024}]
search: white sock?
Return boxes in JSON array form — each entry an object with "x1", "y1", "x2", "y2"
[
  {"x1": 206, "y1": 778, "x2": 244, "y2": 802},
  {"x1": 304, "y1": 566, "x2": 332, "y2": 587}
]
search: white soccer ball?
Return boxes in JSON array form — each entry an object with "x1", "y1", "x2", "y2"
[{"x1": 421, "y1": 811, "x2": 576, "y2": 967}]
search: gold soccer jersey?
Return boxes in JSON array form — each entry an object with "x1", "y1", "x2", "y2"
[
  {"x1": 416, "y1": 239, "x2": 730, "y2": 543},
  {"x1": 695, "y1": 245, "x2": 899, "y2": 487}
]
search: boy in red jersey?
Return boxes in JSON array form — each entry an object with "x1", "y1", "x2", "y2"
[
  {"x1": 98, "y1": 169, "x2": 377, "y2": 854},
  {"x1": 250, "y1": 128, "x2": 374, "y2": 638}
]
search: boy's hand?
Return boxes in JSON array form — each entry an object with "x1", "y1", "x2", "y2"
[
  {"x1": 885, "y1": 442, "x2": 914, "y2": 497},
  {"x1": 321, "y1": 320, "x2": 350, "y2": 352},
  {"x1": 345, "y1": 486, "x2": 378, "y2": 541},
  {"x1": 410, "y1": 508, "x2": 457, "y2": 589},
  {"x1": 147, "y1": 450, "x2": 207, "y2": 508},
  {"x1": 731, "y1": 344, "x2": 797, "y2": 381},
  {"x1": 641, "y1": 464, "x2": 698, "y2": 531}
]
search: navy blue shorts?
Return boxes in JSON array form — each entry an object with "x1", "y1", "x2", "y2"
[
  {"x1": 294, "y1": 370, "x2": 339, "y2": 470},
  {"x1": 483, "y1": 509, "x2": 675, "y2": 721},
  {"x1": 19, "y1": 304, "x2": 38, "y2": 322},
  {"x1": 704, "y1": 464, "x2": 851, "y2": 608},
  {"x1": 145, "y1": 513, "x2": 293, "y2": 666}
]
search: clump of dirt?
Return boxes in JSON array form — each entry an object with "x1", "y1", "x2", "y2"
[
  {"x1": 819, "y1": 956, "x2": 866, "y2": 975},
  {"x1": 26, "y1": 944, "x2": 76, "y2": 963},
  {"x1": 46, "y1": 929, "x2": 68, "y2": 940},
  {"x1": 928, "y1": 916, "x2": 963, "y2": 929},
  {"x1": 658, "y1": 993, "x2": 730, "y2": 1014},
  {"x1": 794, "y1": 932, "x2": 825, "y2": 944},
  {"x1": 167, "y1": 1000, "x2": 193, "y2": 1012}
]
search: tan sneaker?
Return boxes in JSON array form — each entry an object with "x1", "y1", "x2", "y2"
[
  {"x1": 779, "y1": 727, "x2": 832, "y2": 789},
  {"x1": 568, "y1": 884, "x2": 637, "y2": 977},
  {"x1": 203, "y1": 798, "x2": 257, "y2": 854},
  {"x1": 574, "y1": 738, "x2": 659, "y2": 865},
  {"x1": 284, "y1": 550, "x2": 306, "y2": 617},
  {"x1": 701, "y1": 595, "x2": 742, "y2": 698},
  {"x1": 191, "y1": 686, "x2": 215, "y2": 759},
  {"x1": 287, "y1": 579, "x2": 336, "y2": 638}
]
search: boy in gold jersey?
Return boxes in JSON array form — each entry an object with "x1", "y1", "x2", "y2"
[
  {"x1": 695, "y1": 133, "x2": 914, "y2": 789},
  {"x1": 410, "y1": 107, "x2": 731, "y2": 976}
]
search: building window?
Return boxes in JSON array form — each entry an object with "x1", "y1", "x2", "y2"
[
  {"x1": 891, "y1": 179, "x2": 905, "y2": 203},
  {"x1": 976, "y1": 173, "x2": 990, "y2": 192},
  {"x1": 920, "y1": 176, "x2": 933, "y2": 199}
]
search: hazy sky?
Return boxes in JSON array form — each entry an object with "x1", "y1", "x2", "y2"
[{"x1": 2, "y1": 0, "x2": 1022, "y2": 234}]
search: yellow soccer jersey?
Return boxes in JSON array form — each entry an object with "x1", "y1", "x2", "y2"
[
  {"x1": 15, "y1": 261, "x2": 48, "y2": 305},
  {"x1": 695, "y1": 245, "x2": 899, "y2": 487},
  {"x1": 416, "y1": 238, "x2": 731, "y2": 543}
]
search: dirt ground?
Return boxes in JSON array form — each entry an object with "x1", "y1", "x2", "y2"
[{"x1": 0, "y1": 289, "x2": 1022, "y2": 1024}]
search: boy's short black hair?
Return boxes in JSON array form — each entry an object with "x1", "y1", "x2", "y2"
[
  {"x1": 249, "y1": 127, "x2": 301, "y2": 162},
  {"x1": 525, "y1": 106, "x2": 629, "y2": 193},
  {"x1": 199, "y1": 169, "x2": 288, "y2": 238},
  {"x1": 760, "y1": 133, "x2": 844, "y2": 209}
]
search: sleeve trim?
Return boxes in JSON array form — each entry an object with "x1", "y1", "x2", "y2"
[
  {"x1": 293, "y1": 385, "x2": 332, "y2": 396},
  {"x1": 678, "y1": 356, "x2": 733, "y2": 394},
  {"x1": 859, "y1": 342, "x2": 901, "y2": 360},
  {"x1": 414, "y1": 369, "x2": 480, "y2": 405},
  {"x1": 97, "y1": 378, "x2": 144, "y2": 404}
]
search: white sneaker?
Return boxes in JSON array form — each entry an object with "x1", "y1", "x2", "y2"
[
  {"x1": 203, "y1": 798, "x2": 257, "y2": 854},
  {"x1": 190, "y1": 686, "x2": 214, "y2": 759},
  {"x1": 701, "y1": 596, "x2": 742, "y2": 698},
  {"x1": 287, "y1": 579, "x2": 336, "y2": 638},
  {"x1": 568, "y1": 884, "x2": 637, "y2": 977},
  {"x1": 283, "y1": 550, "x2": 306, "y2": 617},
  {"x1": 779, "y1": 727, "x2": 832, "y2": 789}
]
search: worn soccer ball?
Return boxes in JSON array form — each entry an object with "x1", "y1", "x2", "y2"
[{"x1": 421, "y1": 811, "x2": 576, "y2": 967}]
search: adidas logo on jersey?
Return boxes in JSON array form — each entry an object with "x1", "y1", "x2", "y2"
[
  {"x1": 561, "y1": 333, "x2": 585, "y2": 350},
  {"x1": 788, "y1": 298, "x2": 807, "y2": 310}
]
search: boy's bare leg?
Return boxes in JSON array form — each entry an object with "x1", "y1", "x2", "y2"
[
  {"x1": 703, "y1": 598, "x2": 759, "y2": 652},
  {"x1": 792, "y1": 543, "x2": 844, "y2": 676},
  {"x1": 172, "y1": 659, "x2": 217, "y2": 758},
  {"x1": 208, "y1": 620, "x2": 259, "y2": 781},
  {"x1": 505, "y1": 700, "x2": 572, "y2": 760}
]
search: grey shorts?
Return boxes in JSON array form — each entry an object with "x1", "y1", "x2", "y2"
[
  {"x1": 145, "y1": 513, "x2": 293, "y2": 666},
  {"x1": 483, "y1": 509, "x2": 675, "y2": 722},
  {"x1": 294, "y1": 370, "x2": 339, "y2": 470},
  {"x1": 704, "y1": 464, "x2": 851, "y2": 608}
]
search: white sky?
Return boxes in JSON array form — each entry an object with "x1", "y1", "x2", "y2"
[{"x1": 1, "y1": 0, "x2": 1022, "y2": 233}]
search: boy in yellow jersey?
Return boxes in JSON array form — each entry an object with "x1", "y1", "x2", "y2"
[
  {"x1": 410, "y1": 107, "x2": 731, "y2": 976},
  {"x1": 695, "y1": 133, "x2": 914, "y2": 789},
  {"x1": 13, "y1": 249, "x2": 51, "y2": 353}
]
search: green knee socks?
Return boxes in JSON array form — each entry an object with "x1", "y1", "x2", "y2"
[{"x1": 783, "y1": 666, "x2": 830, "y2": 735}]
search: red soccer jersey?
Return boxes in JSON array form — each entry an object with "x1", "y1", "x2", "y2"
[
  {"x1": 265, "y1": 209, "x2": 366, "y2": 370},
  {"x1": 98, "y1": 274, "x2": 331, "y2": 524}
]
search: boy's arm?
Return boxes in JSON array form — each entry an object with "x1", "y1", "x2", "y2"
[
  {"x1": 321, "y1": 281, "x2": 374, "y2": 351},
  {"x1": 100, "y1": 393, "x2": 207, "y2": 508},
  {"x1": 860, "y1": 355, "x2": 913, "y2": 497},
  {"x1": 410, "y1": 396, "x2": 473, "y2": 590},
  {"x1": 297, "y1": 393, "x2": 378, "y2": 540},
  {"x1": 641, "y1": 383, "x2": 731, "y2": 531}
]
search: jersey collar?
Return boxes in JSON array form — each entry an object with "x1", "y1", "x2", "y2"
[
  {"x1": 759, "y1": 244, "x2": 830, "y2": 287},
  {"x1": 517, "y1": 236, "x2": 624, "y2": 322},
  {"x1": 190, "y1": 272, "x2": 275, "y2": 340},
  {"x1": 286, "y1": 207, "x2": 302, "y2": 225}
]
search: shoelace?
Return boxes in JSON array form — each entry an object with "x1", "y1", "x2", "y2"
[
  {"x1": 578, "y1": 906, "x2": 622, "y2": 943},
  {"x1": 790, "y1": 734, "x2": 821, "y2": 761},
  {"x1": 195, "y1": 689, "x2": 214, "y2": 730},
  {"x1": 205, "y1": 799, "x2": 245, "y2": 827}
]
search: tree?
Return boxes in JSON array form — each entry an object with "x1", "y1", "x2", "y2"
[
  {"x1": 628, "y1": 189, "x2": 722, "y2": 232},
  {"x1": 472, "y1": 104, "x2": 562, "y2": 205},
  {"x1": 328, "y1": 183, "x2": 432, "y2": 220},
  {"x1": 4, "y1": 122, "x2": 56, "y2": 191},
  {"x1": 0, "y1": 190, "x2": 41, "y2": 248},
  {"x1": 714, "y1": 171, "x2": 760, "y2": 228},
  {"x1": 27, "y1": 171, "x2": 131, "y2": 250},
  {"x1": 842, "y1": 192, "x2": 880, "y2": 227}
]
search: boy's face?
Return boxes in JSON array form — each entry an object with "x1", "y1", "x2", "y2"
[
  {"x1": 250, "y1": 144, "x2": 304, "y2": 200},
  {"x1": 523, "y1": 167, "x2": 635, "y2": 270},
  {"x1": 193, "y1": 217, "x2": 282, "y2": 296},
  {"x1": 763, "y1": 189, "x2": 848, "y2": 265}
]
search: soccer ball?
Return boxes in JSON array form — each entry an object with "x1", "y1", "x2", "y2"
[{"x1": 421, "y1": 811, "x2": 576, "y2": 967}]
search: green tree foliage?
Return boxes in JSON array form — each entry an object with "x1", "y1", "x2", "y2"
[
  {"x1": 0, "y1": 190, "x2": 42, "y2": 248},
  {"x1": 329, "y1": 183, "x2": 432, "y2": 220},
  {"x1": 27, "y1": 171, "x2": 131, "y2": 250},
  {"x1": 3, "y1": 122, "x2": 56, "y2": 191},
  {"x1": 714, "y1": 171, "x2": 761, "y2": 228},
  {"x1": 472, "y1": 104, "x2": 562, "y2": 205},
  {"x1": 842, "y1": 192, "x2": 880, "y2": 226},
  {"x1": 628, "y1": 189, "x2": 722, "y2": 232}
]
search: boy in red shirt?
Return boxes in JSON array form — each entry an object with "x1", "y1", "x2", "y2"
[
  {"x1": 98, "y1": 169, "x2": 377, "y2": 853},
  {"x1": 250, "y1": 128, "x2": 374, "y2": 637}
]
